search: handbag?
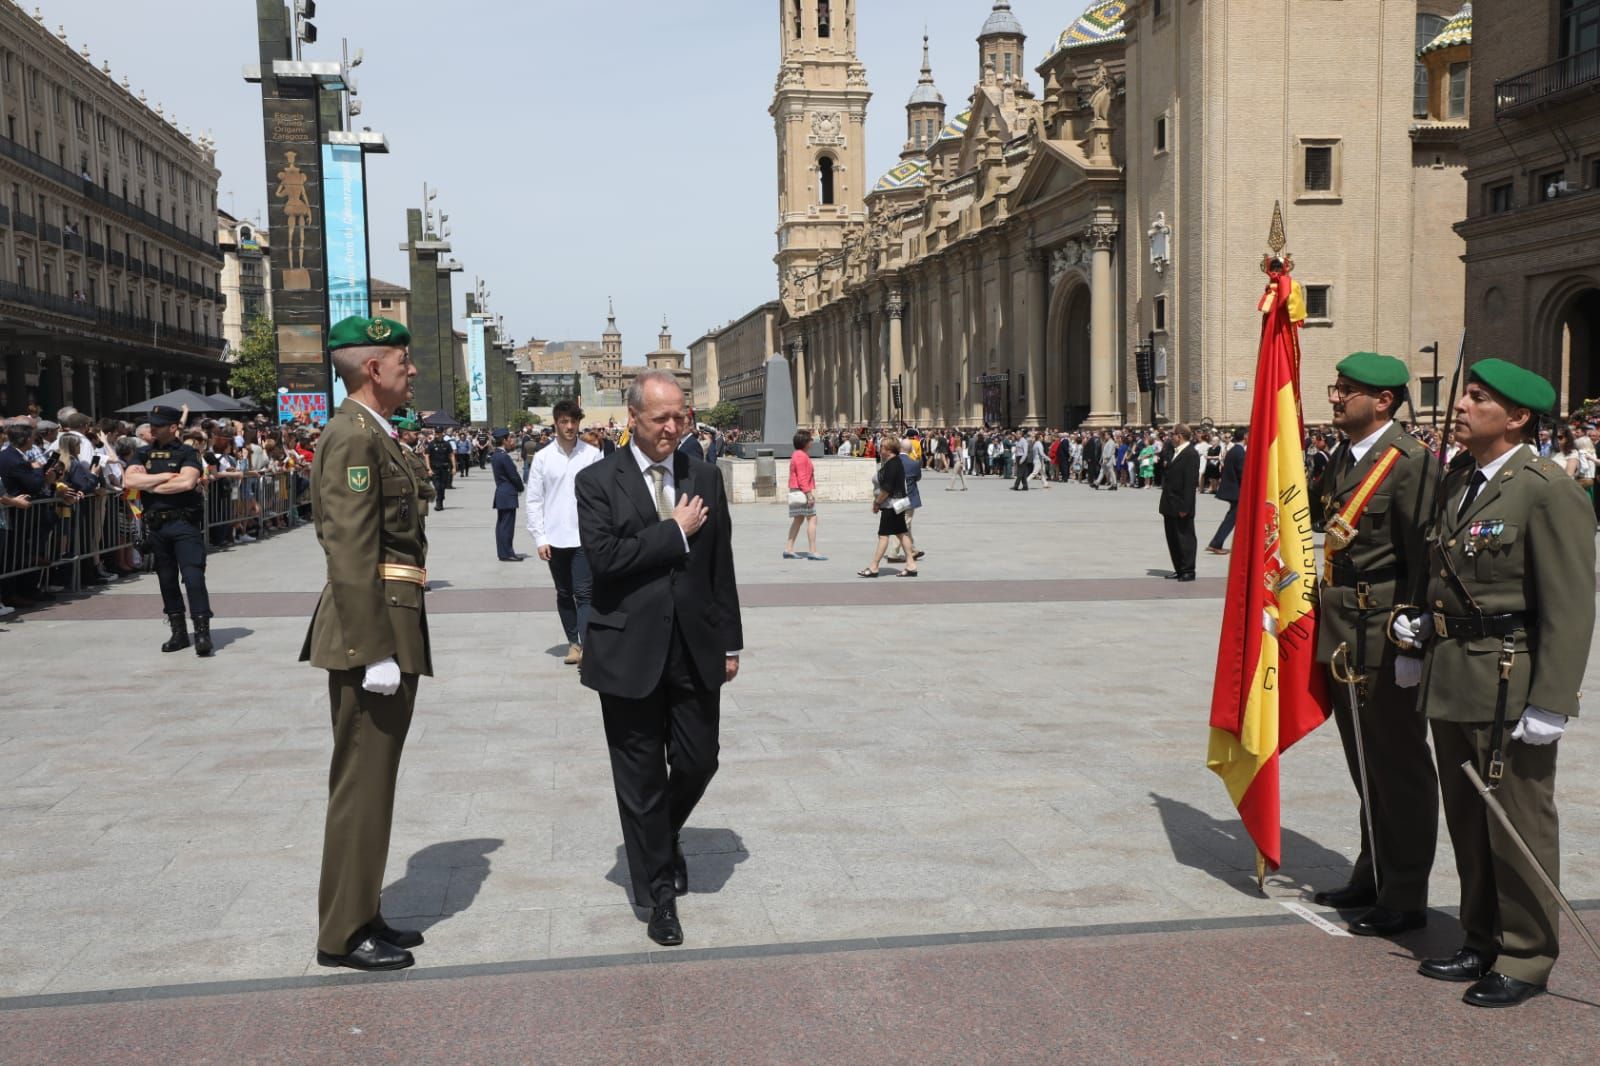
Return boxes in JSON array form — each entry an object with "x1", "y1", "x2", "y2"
[
  {"x1": 787, "y1": 489, "x2": 808, "y2": 507},
  {"x1": 891, "y1": 495, "x2": 912, "y2": 515}
]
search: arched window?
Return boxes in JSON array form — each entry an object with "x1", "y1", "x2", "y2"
[
  {"x1": 793, "y1": 1, "x2": 802, "y2": 39},
  {"x1": 1414, "y1": 13, "x2": 1448, "y2": 118},
  {"x1": 818, "y1": 156, "x2": 836, "y2": 205},
  {"x1": 819, "y1": 1, "x2": 831, "y2": 38}
]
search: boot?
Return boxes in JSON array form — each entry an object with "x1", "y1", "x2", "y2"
[
  {"x1": 193, "y1": 617, "x2": 214, "y2": 658},
  {"x1": 161, "y1": 613, "x2": 191, "y2": 653}
]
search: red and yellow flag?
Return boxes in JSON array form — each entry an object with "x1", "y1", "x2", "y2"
[{"x1": 1207, "y1": 268, "x2": 1330, "y2": 872}]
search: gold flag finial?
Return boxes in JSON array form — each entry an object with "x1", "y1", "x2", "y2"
[{"x1": 1267, "y1": 200, "x2": 1287, "y2": 255}]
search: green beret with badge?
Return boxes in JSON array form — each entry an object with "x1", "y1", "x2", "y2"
[
  {"x1": 1336, "y1": 352, "x2": 1410, "y2": 389},
  {"x1": 1467, "y1": 358, "x2": 1558, "y2": 415},
  {"x1": 328, "y1": 315, "x2": 412, "y2": 352}
]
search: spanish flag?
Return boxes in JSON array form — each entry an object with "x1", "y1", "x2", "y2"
[{"x1": 1207, "y1": 267, "x2": 1330, "y2": 872}]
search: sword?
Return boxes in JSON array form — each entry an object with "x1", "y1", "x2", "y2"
[
  {"x1": 1460, "y1": 760, "x2": 1600, "y2": 964},
  {"x1": 1331, "y1": 641, "x2": 1381, "y2": 895}
]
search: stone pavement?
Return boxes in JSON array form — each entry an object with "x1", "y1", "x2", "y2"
[{"x1": 2, "y1": 469, "x2": 1598, "y2": 1060}]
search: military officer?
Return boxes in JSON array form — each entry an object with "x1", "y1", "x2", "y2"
[
  {"x1": 301, "y1": 315, "x2": 433, "y2": 973},
  {"x1": 1310, "y1": 353, "x2": 1438, "y2": 936},
  {"x1": 1393, "y1": 359, "x2": 1595, "y2": 1007},
  {"x1": 123, "y1": 404, "x2": 215, "y2": 656},
  {"x1": 391, "y1": 412, "x2": 436, "y2": 516},
  {"x1": 424, "y1": 429, "x2": 455, "y2": 511}
]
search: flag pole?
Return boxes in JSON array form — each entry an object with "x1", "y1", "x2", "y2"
[{"x1": 1256, "y1": 851, "x2": 1267, "y2": 894}]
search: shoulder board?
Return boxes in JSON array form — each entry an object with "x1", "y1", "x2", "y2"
[
  {"x1": 1390, "y1": 433, "x2": 1423, "y2": 456},
  {"x1": 1526, "y1": 456, "x2": 1561, "y2": 481}
]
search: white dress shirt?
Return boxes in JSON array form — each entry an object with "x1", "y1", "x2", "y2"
[
  {"x1": 1459, "y1": 443, "x2": 1524, "y2": 514},
  {"x1": 1346, "y1": 423, "x2": 1390, "y2": 465},
  {"x1": 525, "y1": 438, "x2": 602, "y2": 548}
]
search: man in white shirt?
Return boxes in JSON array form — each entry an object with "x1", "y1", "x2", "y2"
[{"x1": 527, "y1": 399, "x2": 603, "y2": 664}]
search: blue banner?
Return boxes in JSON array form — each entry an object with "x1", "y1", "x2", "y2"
[
  {"x1": 467, "y1": 317, "x2": 489, "y2": 423},
  {"x1": 322, "y1": 143, "x2": 370, "y2": 409}
]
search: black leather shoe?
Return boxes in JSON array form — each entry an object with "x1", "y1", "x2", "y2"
[
  {"x1": 316, "y1": 936, "x2": 415, "y2": 972},
  {"x1": 1177, "y1": 572, "x2": 1196, "y2": 582},
  {"x1": 1349, "y1": 906, "x2": 1426, "y2": 937},
  {"x1": 647, "y1": 902, "x2": 683, "y2": 946},
  {"x1": 1311, "y1": 882, "x2": 1377, "y2": 909},
  {"x1": 1418, "y1": 947, "x2": 1495, "y2": 983},
  {"x1": 368, "y1": 919, "x2": 425, "y2": 949},
  {"x1": 1463, "y1": 971, "x2": 1545, "y2": 1008},
  {"x1": 671, "y1": 839, "x2": 688, "y2": 897}
]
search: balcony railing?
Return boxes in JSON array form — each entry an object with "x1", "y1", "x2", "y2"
[
  {"x1": 0, "y1": 279, "x2": 95, "y2": 320},
  {"x1": 13, "y1": 211, "x2": 36, "y2": 235},
  {"x1": 127, "y1": 256, "x2": 143, "y2": 274},
  {"x1": 0, "y1": 281, "x2": 222, "y2": 353},
  {"x1": 42, "y1": 223, "x2": 61, "y2": 244},
  {"x1": 1495, "y1": 46, "x2": 1600, "y2": 116},
  {"x1": 87, "y1": 241, "x2": 104, "y2": 260},
  {"x1": 63, "y1": 232, "x2": 84, "y2": 254},
  {"x1": 108, "y1": 250, "x2": 125, "y2": 269}
]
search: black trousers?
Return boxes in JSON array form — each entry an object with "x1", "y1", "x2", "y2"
[
  {"x1": 1163, "y1": 513, "x2": 1196, "y2": 576},
  {"x1": 151, "y1": 515, "x2": 211, "y2": 619},
  {"x1": 600, "y1": 626, "x2": 720, "y2": 907},
  {"x1": 1012, "y1": 460, "x2": 1031, "y2": 490},
  {"x1": 1208, "y1": 500, "x2": 1239, "y2": 550},
  {"x1": 430, "y1": 467, "x2": 450, "y2": 506},
  {"x1": 495, "y1": 508, "x2": 517, "y2": 559}
]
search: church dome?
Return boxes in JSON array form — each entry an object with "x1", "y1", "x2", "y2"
[
  {"x1": 1419, "y1": 2, "x2": 1471, "y2": 56},
  {"x1": 875, "y1": 158, "x2": 931, "y2": 193},
  {"x1": 980, "y1": 1, "x2": 1025, "y2": 39},
  {"x1": 1048, "y1": 1, "x2": 1128, "y2": 57},
  {"x1": 909, "y1": 82, "x2": 945, "y2": 106},
  {"x1": 936, "y1": 108, "x2": 972, "y2": 145}
]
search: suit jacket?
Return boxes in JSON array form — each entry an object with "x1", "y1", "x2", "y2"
[
  {"x1": 575, "y1": 446, "x2": 743, "y2": 699},
  {"x1": 490, "y1": 448, "x2": 524, "y2": 510},
  {"x1": 1216, "y1": 444, "x2": 1246, "y2": 503},
  {"x1": 899, "y1": 454, "x2": 922, "y2": 509},
  {"x1": 1418, "y1": 445, "x2": 1595, "y2": 721},
  {"x1": 300, "y1": 399, "x2": 432, "y2": 676},
  {"x1": 1312, "y1": 422, "x2": 1435, "y2": 668},
  {"x1": 0, "y1": 445, "x2": 46, "y2": 497},
  {"x1": 1159, "y1": 444, "x2": 1200, "y2": 518}
]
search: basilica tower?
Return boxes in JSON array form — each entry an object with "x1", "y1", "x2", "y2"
[{"x1": 772, "y1": 1, "x2": 871, "y2": 311}]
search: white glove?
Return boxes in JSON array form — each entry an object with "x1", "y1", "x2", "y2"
[
  {"x1": 362, "y1": 656, "x2": 402, "y2": 696},
  {"x1": 1391, "y1": 611, "x2": 1432, "y2": 649},
  {"x1": 1394, "y1": 656, "x2": 1422, "y2": 689},
  {"x1": 1511, "y1": 705, "x2": 1566, "y2": 746}
]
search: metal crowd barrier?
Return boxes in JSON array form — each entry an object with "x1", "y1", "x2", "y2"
[{"x1": 0, "y1": 472, "x2": 303, "y2": 595}]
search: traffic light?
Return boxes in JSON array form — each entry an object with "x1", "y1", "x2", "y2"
[{"x1": 296, "y1": 1, "x2": 317, "y2": 45}]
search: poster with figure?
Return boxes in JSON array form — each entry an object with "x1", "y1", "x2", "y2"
[
  {"x1": 467, "y1": 317, "x2": 489, "y2": 423},
  {"x1": 322, "y1": 143, "x2": 371, "y2": 410}
]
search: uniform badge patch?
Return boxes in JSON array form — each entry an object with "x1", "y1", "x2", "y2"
[{"x1": 347, "y1": 466, "x2": 372, "y2": 493}]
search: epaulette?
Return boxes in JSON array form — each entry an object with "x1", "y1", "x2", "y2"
[{"x1": 1525, "y1": 456, "x2": 1562, "y2": 482}]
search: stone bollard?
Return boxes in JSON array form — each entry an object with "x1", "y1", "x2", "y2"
[{"x1": 753, "y1": 449, "x2": 777, "y2": 499}]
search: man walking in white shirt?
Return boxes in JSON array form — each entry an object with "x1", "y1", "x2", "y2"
[{"x1": 527, "y1": 400, "x2": 604, "y2": 664}]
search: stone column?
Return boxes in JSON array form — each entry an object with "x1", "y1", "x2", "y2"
[
  {"x1": 1085, "y1": 223, "x2": 1121, "y2": 427},
  {"x1": 41, "y1": 354, "x2": 67, "y2": 415},
  {"x1": 792, "y1": 337, "x2": 810, "y2": 426},
  {"x1": 3, "y1": 351, "x2": 28, "y2": 413},
  {"x1": 74, "y1": 358, "x2": 97, "y2": 417},
  {"x1": 887, "y1": 289, "x2": 905, "y2": 425},
  {"x1": 1024, "y1": 251, "x2": 1048, "y2": 427}
]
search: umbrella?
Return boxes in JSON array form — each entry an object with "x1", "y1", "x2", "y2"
[
  {"x1": 116, "y1": 388, "x2": 233, "y2": 417},
  {"x1": 420, "y1": 410, "x2": 462, "y2": 429},
  {"x1": 204, "y1": 392, "x2": 256, "y2": 413}
]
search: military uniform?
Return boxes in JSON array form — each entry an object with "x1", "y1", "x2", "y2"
[
  {"x1": 425, "y1": 436, "x2": 454, "y2": 510},
  {"x1": 1411, "y1": 359, "x2": 1594, "y2": 1001},
  {"x1": 1312, "y1": 355, "x2": 1438, "y2": 923},
  {"x1": 132, "y1": 405, "x2": 214, "y2": 656},
  {"x1": 300, "y1": 317, "x2": 433, "y2": 966}
]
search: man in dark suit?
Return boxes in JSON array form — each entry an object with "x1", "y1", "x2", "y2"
[
  {"x1": 490, "y1": 430, "x2": 525, "y2": 561},
  {"x1": 1206, "y1": 429, "x2": 1247, "y2": 554},
  {"x1": 1159, "y1": 424, "x2": 1200, "y2": 580},
  {"x1": 576, "y1": 370, "x2": 743, "y2": 947}
]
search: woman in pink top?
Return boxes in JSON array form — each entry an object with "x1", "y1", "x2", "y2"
[{"x1": 783, "y1": 429, "x2": 826, "y2": 561}]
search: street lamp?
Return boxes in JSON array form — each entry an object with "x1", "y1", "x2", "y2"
[{"x1": 1420, "y1": 341, "x2": 1439, "y2": 425}]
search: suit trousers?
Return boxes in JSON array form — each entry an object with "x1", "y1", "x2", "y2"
[
  {"x1": 1163, "y1": 513, "x2": 1197, "y2": 576},
  {"x1": 495, "y1": 508, "x2": 517, "y2": 559},
  {"x1": 430, "y1": 467, "x2": 450, "y2": 507},
  {"x1": 1208, "y1": 500, "x2": 1238, "y2": 550},
  {"x1": 1329, "y1": 663, "x2": 1438, "y2": 910},
  {"x1": 318, "y1": 668, "x2": 417, "y2": 955},
  {"x1": 547, "y1": 546, "x2": 592, "y2": 645},
  {"x1": 1432, "y1": 720, "x2": 1561, "y2": 984},
  {"x1": 600, "y1": 625, "x2": 720, "y2": 907}
]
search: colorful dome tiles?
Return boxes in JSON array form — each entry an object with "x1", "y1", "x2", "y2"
[
  {"x1": 875, "y1": 158, "x2": 930, "y2": 192},
  {"x1": 1419, "y1": 2, "x2": 1471, "y2": 56},
  {"x1": 936, "y1": 108, "x2": 971, "y2": 145},
  {"x1": 1049, "y1": 1, "x2": 1128, "y2": 56}
]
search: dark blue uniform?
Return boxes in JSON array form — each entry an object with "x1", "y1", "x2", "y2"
[
  {"x1": 491, "y1": 446, "x2": 525, "y2": 560},
  {"x1": 425, "y1": 438, "x2": 454, "y2": 510},
  {"x1": 134, "y1": 441, "x2": 211, "y2": 621}
]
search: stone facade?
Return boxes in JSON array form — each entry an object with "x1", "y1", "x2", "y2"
[
  {"x1": 717, "y1": 454, "x2": 877, "y2": 504},
  {"x1": 690, "y1": 301, "x2": 780, "y2": 426},
  {"x1": 1457, "y1": 0, "x2": 1600, "y2": 413},
  {"x1": 775, "y1": 1, "x2": 1471, "y2": 430},
  {"x1": 218, "y1": 210, "x2": 270, "y2": 355}
]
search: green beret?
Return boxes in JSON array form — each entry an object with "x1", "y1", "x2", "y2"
[
  {"x1": 1468, "y1": 358, "x2": 1557, "y2": 415},
  {"x1": 329, "y1": 315, "x2": 411, "y2": 352},
  {"x1": 1335, "y1": 352, "x2": 1410, "y2": 389}
]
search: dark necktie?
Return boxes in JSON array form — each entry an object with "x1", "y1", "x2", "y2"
[{"x1": 1457, "y1": 470, "x2": 1486, "y2": 518}]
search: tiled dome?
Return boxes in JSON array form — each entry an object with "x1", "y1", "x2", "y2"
[
  {"x1": 1048, "y1": 1, "x2": 1128, "y2": 56},
  {"x1": 1419, "y1": 2, "x2": 1471, "y2": 56},
  {"x1": 936, "y1": 108, "x2": 972, "y2": 145},
  {"x1": 980, "y1": 1, "x2": 1025, "y2": 38},
  {"x1": 875, "y1": 158, "x2": 931, "y2": 193}
]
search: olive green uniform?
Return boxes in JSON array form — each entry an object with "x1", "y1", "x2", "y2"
[
  {"x1": 300, "y1": 398, "x2": 432, "y2": 956},
  {"x1": 1314, "y1": 421, "x2": 1438, "y2": 910},
  {"x1": 1417, "y1": 444, "x2": 1595, "y2": 985}
]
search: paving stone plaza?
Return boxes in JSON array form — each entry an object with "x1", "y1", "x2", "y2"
[{"x1": 2, "y1": 472, "x2": 1598, "y2": 1061}]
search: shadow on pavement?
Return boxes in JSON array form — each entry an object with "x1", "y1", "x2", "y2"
[
  {"x1": 383, "y1": 837, "x2": 503, "y2": 931},
  {"x1": 206, "y1": 626, "x2": 253, "y2": 651},
  {"x1": 544, "y1": 643, "x2": 570, "y2": 659},
  {"x1": 606, "y1": 828, "x2": 749, "y2": 907},
  {"x1": 1148, "y1": 792, "x2": 1351, "y2": 894}
]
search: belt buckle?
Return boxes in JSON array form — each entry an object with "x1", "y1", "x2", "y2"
[
  {"x1": 1324, "y1": 515, "x2": 1356, "y2": 553},
  {"x1": 1433, "y1": 613, "x2": 1449, "y2": 639}
]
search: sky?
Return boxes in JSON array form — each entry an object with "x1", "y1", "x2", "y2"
[{"x1": 43, "y1": 1, "x2": 1072, "y2": 354}]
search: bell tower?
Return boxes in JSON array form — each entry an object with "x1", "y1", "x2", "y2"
[{"x1": 772, "y1": 1, "x2": 870, "y2": 309}]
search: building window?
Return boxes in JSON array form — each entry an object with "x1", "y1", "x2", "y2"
[
  {"x1": 1297, "y1": 139, "x2": 1342, "y2": 199},
  {"x1": 1304, "y1": 285, "x2": 1331, "y2": 322},
  {"x1": 1305, "y1": 147, "x2": 1333, "y2": 190},
  {"x1": 1154, "y1": 115, "x2": 1167, "y2": 153},
  {"x1": 1153, "y1": 0, "x2": 1164, "y2": 16},
  {"x1": 1560, "y1": 0, "x2": 1600, "y2": 57},
  {"x1": 379, "y1": 298, "x2": 393, "y2": 310},
  {"x1": 1419, "y1": 376, "x2": 1442, "y2": 412},
  {"x1": 818, "y1": 0, "x2": 831, "y2": 37},
  {"x1": 1004, "y1": 53, "x2": 1013, "y2": 78},
  {"x1": 1414, "y1": 14, "x2": 1448, "y2": 118},
  {"x1": 1448, "y1": 63, "x2": 1469, "y2": 119},
  {"x1": 1538, "y1": 169, "x2": 1567, "y2": 200},
  {"x1": 818, "y1": 155, "x2": 836, "y2": 205},
  {"x1": 1154, "y1": 295, "x2": 1167, "y2": 332},
  {"x1": 1590, "y1": 155, "x2": 1600, "y2": 189}
]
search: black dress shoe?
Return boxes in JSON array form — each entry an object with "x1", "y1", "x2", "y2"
[
  {"x1": 1464, "y1": 971, "x2": 1545, "y2": 1008},
  {"x1": 1177, "y1": 572, "x2": 1196, "y2": 582},
  {"x1": 647, "y1": 902, "x2": 683, "y2": 946},
  {"x1": 368, "y1": 919, "x2": 425, "y2": 949},
  {"x1": 316, "y1": 936, "x2": 415, "y2": 972},
  {"x1": 1418, "y1": 947, "x2": 1495, "y2": 983},
  {"x1": 1348, "y1": 906, "x2": 1426, "y2": 937},
  {"x1": 672, "y1": 839, "x2": 688, "y2": 897},
  {"x1": 1311, "y1": 882, "x2": 1377, "y2": 909}
]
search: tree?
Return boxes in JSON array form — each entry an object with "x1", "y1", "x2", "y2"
[
  {"x1": 453, "y1": 379, "x2": 471, "y2": 425},
  {"x1": 702, "y1": 400, "x2": 741, "y2": 429},
  {"x1": 228, "y1": 315, "x2": 278, "y2": 400}
]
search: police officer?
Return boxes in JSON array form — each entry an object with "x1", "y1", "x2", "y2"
[
  {"x1": 124, "y1": 405, "x2": 214, "y2": 656},
  {"x1": 1310, "y1": 353, "x2": 1437, "y2": 936},
  {"x1": 302, "y1": 315, "x2": 432, "y2": 972},
  {"x1": 1393, "y1": 359, "x2": 1595, "y2": 1007},
  {"x1": 424, "y1": 429, "x2": 454, "y2": 511}
]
